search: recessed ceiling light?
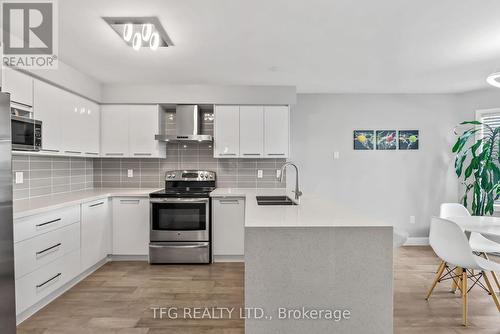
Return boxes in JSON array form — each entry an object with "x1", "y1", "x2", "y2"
[
  {"x1": 103, "y1": 16, "x2": 174, "y2": 51},
  {"x1": 487, "y1": 72, "x2": 500, "y2": 88}
]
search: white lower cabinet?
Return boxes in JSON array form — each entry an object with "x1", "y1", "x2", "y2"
[
  {"x1": 15, "y1": 249, "x2": 81, "y2": 314},
  {"x1": 112, "y1": 197, "x2": 149, "y2": 255},
  {"x1": 14, "y1": 222, "x2": 80, "y2": 279},
  {"x1": 81, "y1": 198, "x2": 111, "y2": 271},
  {"x1": 212, "y1": 197, "x2": 245, "y2": 256}
]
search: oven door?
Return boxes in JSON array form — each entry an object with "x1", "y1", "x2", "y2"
[{"x1": 150, "y1": 198, "x2": 210, "y2": 242}]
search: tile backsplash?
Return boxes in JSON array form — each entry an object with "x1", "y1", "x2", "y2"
[
  {"x1": 12, "y1": 155, "x2": 94, "y2": 200},
  {"x1": 93, "y1": 142, "x2": 287, "y2": 189},
  {"x1": 13, "y1": 143, "x2": 286, "y2": 201}
]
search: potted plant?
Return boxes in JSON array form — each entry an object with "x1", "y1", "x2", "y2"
[{"x1": 453, "y1": 121, "x2": 500, "y2": 215}]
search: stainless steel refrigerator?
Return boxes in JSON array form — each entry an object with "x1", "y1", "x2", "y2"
[{"x1": 0, "y1": 92, "x2": 16, "y2": 333}]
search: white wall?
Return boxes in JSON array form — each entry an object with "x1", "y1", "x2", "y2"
[
  {"x1": 26, "y1": 61, "x2": 102, "y2": 102},
  {"x1": 290, "y1": 94, "x2": 472, "y2": 237},
  {"x1": 101, "y1": 84, "x2": 296, "y2": 105}
]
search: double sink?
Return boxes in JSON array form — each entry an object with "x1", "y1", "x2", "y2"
[{"x1": 256, "y1": 196, "x2": 297, "y2": 206}]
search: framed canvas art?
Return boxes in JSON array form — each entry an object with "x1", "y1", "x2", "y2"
[{"x1": 353, "y1": 130, "x2": 374, "y2": 150}]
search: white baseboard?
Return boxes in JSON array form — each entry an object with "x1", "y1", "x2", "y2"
[
  {"x1": 16, "y1": 258, "x2": 109, "y2": 325},
  {"x1": 213, "y1": 255, "x2": 244, "y2": 262},
  {"x1": 404, "y1": 237, "x2": 429, "y2": 246},
  {"x1": 109, "y1": 255, "x2": 148, "y2": 261}
]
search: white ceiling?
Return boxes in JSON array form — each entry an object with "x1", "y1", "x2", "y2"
[{"x1": 60, "y1": 0, "x2": 500, "y2": 93}]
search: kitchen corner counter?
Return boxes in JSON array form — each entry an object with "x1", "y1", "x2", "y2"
[
  {"x1": 13, "y1": 188, "x2": 160, "y2": 219},
  {"x1": 210, "y1": 188, "x2": 391, "y2": 227}
]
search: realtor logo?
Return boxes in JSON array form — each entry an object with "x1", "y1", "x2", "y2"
[{"x1": 1, "y1": 0, "x2": 58, "y2": 68}]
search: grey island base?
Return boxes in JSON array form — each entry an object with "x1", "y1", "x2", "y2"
[
  {"x1": 209, "y1": 188, "x2": 394, "y2": 333},
  {"x1": 245, "y1": 226, "x2": 393, "y2": 334}
]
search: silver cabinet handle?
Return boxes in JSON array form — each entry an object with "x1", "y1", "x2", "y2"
[
  {"x1": 36, "y1": 243, "x2": 61, "y2": 257},
  {"x1": 220, "y1": 153, "x2": 237, "y2": 156},
  {"x1": 36, "y1": 218, "x2": 61, "y2": 228},
  {"x1": 41, "y1": 149, "x2": 59, "y2": 152},
  {"x1": 105, "y1": 153, "x2": 124, "y2": 156},
  {"x1": 267, "y1": 153, "x2": 285, "y2": 156},
  {"x1": 120, "y1": 199, "x2": 140, "y2": 204},
  {"x1": 36, "y1": 273, "x2": 61, "y2": 288},
  {"x1": 219, "y1": 199, "x2": 240, "y2": 204},
  {"x1": 64, "y1": 150, "x2": 81, "y2": 154},
  {"x1": 149, "y1": 244, "x2": 207, "y2": 249},
  {"x1": 133, "y1": 153, "x2": 152, "y2": 156},
  {"x1": 85, "y1": 152, "x2": 99, "y2": 155},
  {"x1": 150, "y1": 198, "x2": 209, "y2": 203},
  {"x1": 89, "y1": 201, "x2": 104, "y2": 208},
  {"x1": 242, "y1": 153, "x2": 261, "y2": 156}
]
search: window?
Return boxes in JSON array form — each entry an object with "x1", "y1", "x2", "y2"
[
  {"x1": 476, "y1": 108, "x2": 500, "y2": 205},
  {"x1": 476, "y1": 108, "x2": 500, "y2": 138}
]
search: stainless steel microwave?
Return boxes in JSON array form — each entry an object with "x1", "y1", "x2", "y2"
[{"x1": 11, "y1": 115, "x2": 42, "y2": 151}]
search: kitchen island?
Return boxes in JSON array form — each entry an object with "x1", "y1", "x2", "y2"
[{"x1": 211, "y1": 189, "x2": 394, "y2": 334}]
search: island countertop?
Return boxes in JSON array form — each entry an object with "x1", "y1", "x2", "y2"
[{"x1": 210, "y1": 188, "x2": 391, "y2": 228}]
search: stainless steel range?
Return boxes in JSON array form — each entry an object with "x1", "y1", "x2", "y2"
[{"x1": 149, "y1": 170, "x2": 216, "y2": 264}]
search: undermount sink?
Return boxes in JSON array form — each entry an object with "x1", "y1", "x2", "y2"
[{"x1": 256, "y1": 196, "x2": 297, "y2": 206}]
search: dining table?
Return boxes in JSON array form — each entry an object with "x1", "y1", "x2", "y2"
[{"x1": 446, "y1": 215, "x2": 500, "y2": 239}]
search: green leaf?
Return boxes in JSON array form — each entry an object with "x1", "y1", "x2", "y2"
[
  {"x1": 460, "y1": 121, "x2": 482, "y2": 125},
  {"x1": 452, "y1": 129, "x2": 479, "y2": 153},
  {"x1": 454, "y1": 154, "x2": 467, "y2": 177}
]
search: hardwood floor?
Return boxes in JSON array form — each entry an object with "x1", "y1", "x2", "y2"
[{"x1": 17, "y1": 247, "x2": 499, "y2": 334}]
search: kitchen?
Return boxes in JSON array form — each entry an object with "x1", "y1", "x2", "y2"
[{"x1": 2, "y1": 1, "x2": 500, "y2": 334}]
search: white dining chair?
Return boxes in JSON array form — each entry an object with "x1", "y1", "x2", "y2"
[
  {"x1": 426, "y1": 217, "x2": 500, "y2": 326},
  {"x1": 440, "y1": 203, "x2": 500, "y2": 291}
]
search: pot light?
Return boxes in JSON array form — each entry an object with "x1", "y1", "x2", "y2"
[
  {"x1": 149, "y1": 32, "x2": 160, "y2": 50},
  {"x1": 132, "y1": 32, "x2": 141, "y2": 50},
  {"x1": 123, "y1": 23, "x2": 133, "y2": 42},
  {"x1": 142, "y1": 23, "x2": 153, "y2": 41},
  {"x1": 487, "y1": 72, "x2": 500, "y2": 88},
  {"x1": 103, "y1": 17, "x2": 174, "y2": 51}
]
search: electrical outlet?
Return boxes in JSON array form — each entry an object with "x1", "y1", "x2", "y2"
[
  {"x1": 15, "y1": 172, "x2": 23, "y2": 184},
  {"x1": 276, "y1": 169, "x2": 281, "y2": 178},
  {"x1": 257, "y1": 170, "x2": 263, "y2": 178},
  {"x1": 333, "y1": 151, "x2": 340, "y2": 160},
  {"x1": 127, "y1": 169, "x2": 134, "y2": 178},
  {"x1": 409, "y1": 216, "x2": 416, "y2": 224}
]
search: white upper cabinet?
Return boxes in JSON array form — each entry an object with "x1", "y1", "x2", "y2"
[
  {"x1": 101, "y1": 105, "x2": 129, "y2": 157},
  {"x1": 33, "y1": 79, "x2": 100, "y2": 156},
  {"x1": 2, "y1": 67, "x2": 33, "y2": 106},
  {"x1": 214, "y1": 105, "x2": 240, "y2": 158},
  {"x1": 214, "y1": 105, "x2": 289, "y2": 158},
  {"x1": 264, "y1": 106, "x2": 289, "y2": 158},
  {"x1": 101, "y1": 105, "x2": 165, "y2": 158},
  {"x1": 129, "y1": 105, "x2": 162, "y2": 157},
  {"x1": 33, "y1": 79, "x2": 61, "y2": 153},
  {"x1": 239, "y1": 106, "x2": 264, "y2": 158},
  {"x1": 81, "y1": 99, "x2": 100, "y2": 157}
]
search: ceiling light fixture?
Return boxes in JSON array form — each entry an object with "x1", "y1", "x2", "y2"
[
  {"x1": 487, "y1": 72, "x2": 500, "y2": 88},
  {"x1": 103, "y1": 16, "x2": 173, "y2": 51},
  {"x1": 123, "y1": 23, "x2": 133, "y2": 42},
  {"x1": 132, "y1": 32, "x2": 142, "y2": 50},
  {"x1": 149, "y1": 32, "x2": 160, "y2": 50},
  {"x1": 142, "y1": 23, "x2": 153, "y2": 41}
]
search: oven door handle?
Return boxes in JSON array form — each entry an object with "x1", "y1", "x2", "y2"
[
  {"x1": 149, "y1": 244, "x2": 208, "y2": 249},
  {"x1": 150, "y1": 198, "x2": 209, "y2": 203}
]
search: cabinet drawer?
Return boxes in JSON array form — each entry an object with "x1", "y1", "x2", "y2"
[
  {"x1": 15, "y1": 249, "x2": 81, "y2": 314},
  {"x1": 14, "y1": 222, "x2": 80, "y2": 279},
  {"x1": 14, "y1": 206, "x2": 80, "y2": 243}
]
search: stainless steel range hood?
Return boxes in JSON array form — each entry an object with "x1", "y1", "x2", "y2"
[{"x1": 155, "y1": 105, "x2": 213, "y2": 142}]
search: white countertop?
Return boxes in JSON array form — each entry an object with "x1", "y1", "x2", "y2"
[
  {"x1": 13, "y1": 188, "x2": 161, "y2": 219},
  {"x1": 210, "y1": 188, "x2": 391, "y2": 228}
]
